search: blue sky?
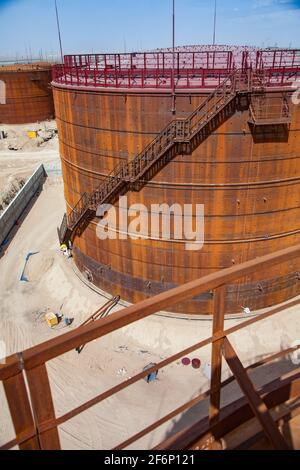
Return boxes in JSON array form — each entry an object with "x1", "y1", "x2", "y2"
[{"x1": 0, "y1": 0, "x2": 300, "y2": 59}]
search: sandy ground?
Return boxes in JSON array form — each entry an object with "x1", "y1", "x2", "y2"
[
  {"x1": 0, "y1": 146, "x2": 300, "y2": 449},
  {"x1": 0, "y1": 120, "x2": 59, "y2": 189},
  {"x1": 0, "y1": 148, "x2": 60, "y2": 189}
]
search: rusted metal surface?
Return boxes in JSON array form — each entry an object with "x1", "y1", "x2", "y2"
[
  {"x1": 54, "y1": 73, "x2": 300, "y2": 314},
  {"x1": 249, "y1": 92, "x2": 292, "y2": 125},
  {"x1": 222, "y1": 337, "x2": 289, "y2": 450},
  {"x1": 60, "y1": 70, "x2": 246, "y2": 241},
  {"x1": 0, "y1": 63, "x2": 54, "y2": 124},
  {"x1": 25, "y1": 364, "x2": 60, "y2": 450},
  {"x1": 1, "y1": 244, "x2": 300, "y2": 450},
  {"x1": 156, "y1": 369, "x2": 300, "y2": 450},
  {"x1": 209, "y1": 285, "x2": 225, "y2": 424},
  {"x1": 3, "y1": 371, "x2": 40, "y2": 450}
]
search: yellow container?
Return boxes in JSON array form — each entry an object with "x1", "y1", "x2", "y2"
[
  {"x1": 45, "y1": 312, "x2": 58, "y2": 328},
  {"x1": 27, "y1": 130, "x2": 38, "y2": 139}
]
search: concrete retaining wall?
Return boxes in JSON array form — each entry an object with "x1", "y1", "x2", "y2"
[
  {"x1": 43, "y1": 160, "x2": 62, "y2": 177},
  {"x1": 0, "y1": 164, "x2": 46, "y2": 246}
]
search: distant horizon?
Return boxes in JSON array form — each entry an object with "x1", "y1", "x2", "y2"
[
  {"x1": 1, "y1": 0, "x2": 300, "y2": 59},
  {"x1": 2, "y1": 43, "x2": 300, "y2": 63},
  {"x1": 2, "y1": 43, "x2": 299, "y2": 64}
]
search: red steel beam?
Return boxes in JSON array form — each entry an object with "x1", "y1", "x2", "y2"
[
  {"x1": 25, "y1": 364, "x2": 60, "y2": 450},
  {"x1": 209, "y1": 285, "x2": 225, "y2": 425},
  {"x1": 114, "y1": 344, "x2": 300, "y2": 450},
  {"x1": 222, "y1": 337, "x2": 289, "y2": 450},
  {"x1": 3, "y1": 371, "x2": 40, "y2": 450},
  {"x1": 155, "y1": 368, "x2": 300, "y2": 450}
]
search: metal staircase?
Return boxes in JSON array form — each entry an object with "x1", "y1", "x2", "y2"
[{"x1": 57, "y1": 69, "x2": 265, "y2": 245}]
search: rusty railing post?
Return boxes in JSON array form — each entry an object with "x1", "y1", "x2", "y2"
[
  {"x1": 25, "y1": 364, "x2": 60, "y2": 450},
  {"x1": 209, "y1": 285, "x2": 225, "y2": 425},
  {"x1": 223, "y1": 337, "x2": 290, "y2": 450},
  {"x1": 3, "y1": 370, "x2": 40, "y2": 450}
]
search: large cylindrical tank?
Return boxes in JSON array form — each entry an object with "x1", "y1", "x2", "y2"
[
  {"x1": 0, "y1": 63, "x2": 54, "y2": 124},
  {"x1": 53, "y1": 48, "x2": 300, "y2": 315}
]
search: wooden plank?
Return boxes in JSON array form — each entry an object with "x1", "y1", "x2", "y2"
[
  {"x1": 3, "y1": 371, "x2": 40, "y2": 450},
  {"x1": 209, "y1": 285, "x2": 225, "y2": 424},
  {"x1": 25, "y1": 364, "x2": 60, "y2": 450},
  {"x1": 223, "y1": 337, "x2": 289, "y2": 450}
]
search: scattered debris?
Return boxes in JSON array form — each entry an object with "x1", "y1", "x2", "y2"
[
  {"x1": 0, "y1": 121, "x2": 58, "y2": 152},
  {"x1": 203, "y1": 362, "x2": 212, "y2": 380},
  {"x1": 143, "y1": 363, "x2": 158, "y2": 383},
  {"x1": 27, "y1": 130, "x2": 38, "y2": 139},
  {"x1": 8, "y1": 144, "x2": 20, "y2": 151},
  {"x1": 37, "y1": 128, "x2": 57, "y2": 143},
  {"x1": 33, "y1": 307, "x2": 50, "y2": 324},
  {"x1": 64, "y1": 317, "x2": 74, "y2": 326},
  {"x1": 241, "y1": 306, "x2": 251, "y2": 315},
  {"x1": 116, "y1": 345, "x2": 129, "y2": 353},
  {"x1": 45, "y1": 312, "x2": 59, "y2": 328},
  {"x1": 191, "y1": 358, "x2": 201, "y2": 369},
  {"x1": 0, "y1": 130, "x2": 7, "y2": 140},
  {"x1": 182, "y1": 357, "x2": 191, "y2": 366},
  {"x1": 117, "y1": 367, "x2": 127, "y2": 377},
  {"x1": 139, "y1": 350, "x2": 151, "y2": 355}
]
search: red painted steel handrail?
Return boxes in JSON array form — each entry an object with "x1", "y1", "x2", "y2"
[{"x1": 52, "y1": 49, "x2": 300, "y2": 90}]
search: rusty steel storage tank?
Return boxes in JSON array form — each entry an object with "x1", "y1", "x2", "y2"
[
  {"x1": 0, "y1": 63, "x2": 54, "y2": 124},
  {"x1": 53, "y1": 46, "x2": 300, "y2": 315}
]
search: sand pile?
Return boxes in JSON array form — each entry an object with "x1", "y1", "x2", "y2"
[
  {"x1": 24, "y1": 251, "x2": 54, "y2": 282},
  {"x1": 0, "y1": 175, "x2": 25, "y2": 212}
]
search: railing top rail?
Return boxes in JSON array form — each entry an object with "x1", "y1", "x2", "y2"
[
  {"x1": 63, "y1": 50, "x2": 234, "y2": 66},
  {"x1": 1, "y1": 243, "x2": 300, "y2": 379},
  {"x1": 62, "y1": 49, "x2": 300, "y2": 64}
]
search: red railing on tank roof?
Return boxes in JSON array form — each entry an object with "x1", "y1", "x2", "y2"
[
  {"x1": 64, "y1": 50, "x2": 234, "y2": 70},
  {"x1": 52, "y1": 49, "x2": 300, "y2": 90}
]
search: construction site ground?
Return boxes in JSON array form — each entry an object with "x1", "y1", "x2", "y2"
[{"x1": 0, "y1": 132, "x2": 300, "y2": 449}]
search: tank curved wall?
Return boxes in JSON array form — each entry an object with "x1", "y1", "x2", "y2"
[
  {"x1": 53, "y1": 81, "x2": 300, "y2": 315},
  {"x1": 0, "y1": 64, "x2": 54, "y2": 124}
]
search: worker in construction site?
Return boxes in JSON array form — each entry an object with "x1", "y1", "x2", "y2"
[{"x1": 60, "y1": 243, "x2": 72, "y2": 258}]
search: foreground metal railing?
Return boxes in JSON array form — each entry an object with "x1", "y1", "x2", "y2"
[{"x1": 1, "y1": 244, "x2": 300, "y2": 450}]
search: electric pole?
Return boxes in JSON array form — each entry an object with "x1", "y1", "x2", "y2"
[
  {"x1": 171, "y1": 0, "x2": 176, "y2": 114},
  {"x1": 213, "y1": 0, "x2": 217, "y2": 46},
  {"x1": 55, "y1": 0, "x2": 64, "y2": 64}
]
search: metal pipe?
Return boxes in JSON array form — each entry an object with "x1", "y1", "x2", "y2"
[
  {"x1": 171, "y1": 0, "x2": 176, "y2": 114},
  {"x1": 54, "y1": 0, "x2": 64, "y2": 64},
  {"x1": 213, "y1": 0, "x2": 217, "y2": 46}
]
